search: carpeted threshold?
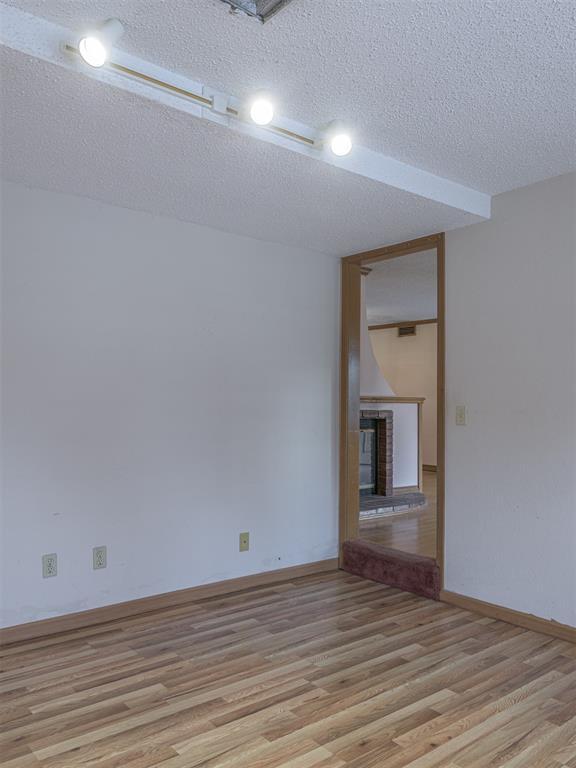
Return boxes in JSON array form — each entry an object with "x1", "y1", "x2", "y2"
[{"x1": 341, "y1": 540, "x2": 440, "y2": 600}]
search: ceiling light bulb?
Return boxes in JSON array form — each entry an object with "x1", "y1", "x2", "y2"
[
  {"x1": 319, "y1": 120, "x2": 353, "y2": 157},
  {"x1": 330, "y1": 132, "x2": 353, "y2": 157},
  {"x1": 78, "y1": 36, "x2": 108, "y2": 67},
  {"x1": 78, "y1": 18, "x2": 124, "y2": 68},
  {"x1": 248, "y1": 94, "x2": 275, "y2": 126}
]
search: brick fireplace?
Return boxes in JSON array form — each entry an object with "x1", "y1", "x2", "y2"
[{"x1": 359, "y1": 409, "x2": 393, "y2": 497}]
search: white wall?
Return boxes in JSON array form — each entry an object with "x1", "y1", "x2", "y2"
[
  {"x1": 3, "y1": 174, "x2": 574, "y2": 630},
  {"x1": 0, "y1": 182, "x2": 340, "y2": 628},
  {"x1": 445, "y1": 172, "x2": 576, "y2": 627},
  {"x1": 370, "y1": 323, "x2": 437, "y2": 466},
  {"x1": 360, "y1": 277, "x2": 394, "y2": 397}
]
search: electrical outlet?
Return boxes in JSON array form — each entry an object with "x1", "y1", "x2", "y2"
[
  {"x1": 455, "y1": 405, "x2": 467, "y2": 426},
  {"x1": 93, "y1": 545, "x2": 107, "y2": 570},
  {"x1": 239, "y1": 532, "x2": 250, "y2": 552},
  {"x1": 42, "y1": 553, "x2": 57, "y2": 578}
]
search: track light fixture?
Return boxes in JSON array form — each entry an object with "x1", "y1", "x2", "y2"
[
  {"x1": 322, "y1": 120, "x2": 353, "y2": 157},
  {"x1": 78, "y1": 18, "x2": 124, "y2": 68},
  {"x1": 72, "y1": 21, "x2": 353, "y2": 156},
  {"x1": 246, "y1": 91, "x2": 275, "y2": 126},
  {"x1": 0, "y1": 5, "x2": 495, "y2": 219}
]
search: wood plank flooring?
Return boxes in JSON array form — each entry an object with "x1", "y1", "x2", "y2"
[
  {"x1": 1, "y1": 570, "x2": 575, "y2": 767},
  {"x1": 360, "y1": 471, "x2": 437, "y2": 558}
]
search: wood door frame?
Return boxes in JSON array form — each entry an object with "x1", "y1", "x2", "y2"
[{"x1": 339, "y1": 232, "x2": 446, "y2": 586}]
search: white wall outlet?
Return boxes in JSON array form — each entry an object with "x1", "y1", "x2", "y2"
[
  {"x1": 93, "y1": 545, "x2": 107, "y2": 570},
  {"x1": 239, "y1": 532, "x2": 250, "y2": 552},
  {"x1": 42, "y1": 553, "x2": 57, "y2": 578},
  {"x1": 455, "y1": 405, "x2": 467, "y2": 426}
]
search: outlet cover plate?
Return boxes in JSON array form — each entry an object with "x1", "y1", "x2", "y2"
[
  {"x1": 93, "y1": 545, "x2": 107, "y2": 570},
  {"x1": 42, "y1": 553, "x2": 57, "y2": 578},
  {"x1": 239, "y1": 532, "x2": 250, "y2": 552}
]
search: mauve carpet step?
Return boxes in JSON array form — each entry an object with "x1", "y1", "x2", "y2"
[{"x1": 341, "y1": 540, "x2": 440, "y2": 600}]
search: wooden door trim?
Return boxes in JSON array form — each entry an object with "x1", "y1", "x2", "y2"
[
  {"x1": 339, "y1": 233, "x2": 446, "y2": 586},
  {"x1": 360, "y1": 396, "x2": 425, "y2": 404},
  {"x1": 436, "y1": 234, "x2": 446, "y2": 582},
  {"x1": 369, "y1": 318, "x2": 437, "y2": 331},
  {"x1": 343, "y1": 233, "x2": 443, "y2": 265},
  {"x1": 339, "y1": 262, "x2": 361, "y2": 559}
]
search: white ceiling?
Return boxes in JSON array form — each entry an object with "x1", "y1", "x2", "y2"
[
  {"x1": 366, "y1": 250, "x2": 437, "y2": 325},
  {"x1": 1, "y1": 0, "x2": 575, "y2": 256}
]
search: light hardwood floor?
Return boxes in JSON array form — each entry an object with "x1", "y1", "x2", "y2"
[
  {"x1": 359, "y1": 471, "x2": 437, "y2": 558},
  {"x1": 2, "y1": 571, "x2": 576, "y2": 767}
]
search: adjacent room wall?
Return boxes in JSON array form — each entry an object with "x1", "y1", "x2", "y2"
[
  {"x1": 445, "y1": 172, "x2": 576, "y2": 627},
  {"x1": 370, "y1": 323, "x2": 437, "y2": 466},
  {"x1": 0, "y1": 182, "x2": 340, "y2": 628}
]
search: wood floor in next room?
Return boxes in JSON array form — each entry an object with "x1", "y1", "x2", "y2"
[
  {"x1": 1, "y1": 571, "x2": 575, "y2": 768},
  {"x1": 360, "y1": 471, "x2": 437, "y2": 558}
]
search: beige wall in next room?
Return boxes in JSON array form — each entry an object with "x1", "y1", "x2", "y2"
[{"x1": 370, "y1": 323, "x2": 437, "y2": 466}]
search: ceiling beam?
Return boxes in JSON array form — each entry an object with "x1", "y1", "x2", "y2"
[
  {"x1": 0, "y1": 4, "x2": 491, "y2": 220},
  {"x1": 369, "y1": 319, "x2": 437, "y2": 331}
]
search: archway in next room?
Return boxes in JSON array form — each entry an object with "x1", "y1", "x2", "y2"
[{"x1": 339, "y1": 234, "x2": 445, "y2": 600}]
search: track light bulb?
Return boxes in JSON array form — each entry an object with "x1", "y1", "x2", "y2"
[
  {"x1": 78, "y1": 18, "x2": 124, "y2": 68},
  {"x1": 319, "y1": 120, "x2": 353, "y2": 157},
  {"x1": 248, "y1": 92, "x2": 275, "y2": 126},
  {"x1": 78, "y1": 36, "x2": 107, "y2": 67},
  {"x1": 330, "y1": 132, "x2": 353, "y2": 157}
]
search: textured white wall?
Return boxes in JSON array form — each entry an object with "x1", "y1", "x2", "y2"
[
  {"x1": 445, "y1": 173, "x2": 576, "y2": 627},
  {"x1": 360, "y1": 276, "x2": 395, "y2": 397},
  {"x1": 3, "y1": 174, "x2": 574, "y2": 630},
  {"x1": 0, "y1": 182, "x2": 340, "y2": 628}
]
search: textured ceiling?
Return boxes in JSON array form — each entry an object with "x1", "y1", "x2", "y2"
[
  {"x1": 0, "y1": 47, "x2": 480, "y2": 256},
  {"x1": 218, "y1": 0, "x2": 294, "y2": 23},
  {"x1": 1, "y1": 0, "x2": 575, "y2": 255},
  {"x1": 366, "y1": 250, "x2": 437, "y2": 325}
]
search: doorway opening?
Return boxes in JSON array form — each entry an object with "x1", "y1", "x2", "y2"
[{"x1": 339, "y1": 233, "x2": 445, "y2": 593}]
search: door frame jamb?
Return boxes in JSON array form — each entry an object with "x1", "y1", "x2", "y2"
[{"x1": 338, "y1": 233, "x2": 446, "y2": 586}]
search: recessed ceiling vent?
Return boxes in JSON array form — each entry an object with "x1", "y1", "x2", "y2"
[{"x1": 218, "y1": 0, "x2": 296, "y2": 23}]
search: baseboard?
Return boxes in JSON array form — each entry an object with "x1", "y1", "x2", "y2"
[
  {"x1": 0, "y1": 558, "x2": 338, "y2": 646},
  {"x1": 394, "y1": 485, "x2": 420, "y2": 493},
  {"x1": 440, "y1": 590, "x2": 576, "y2": 643},
  {"x1": 423, "y1": 464, "x2": 437, "y2": 472}
]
